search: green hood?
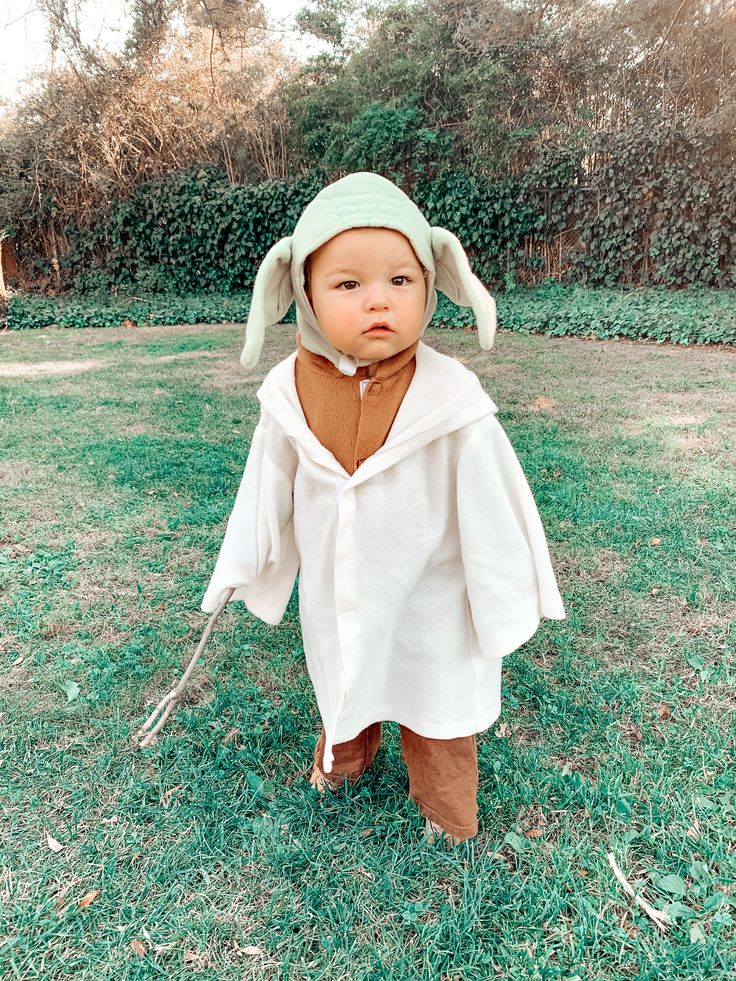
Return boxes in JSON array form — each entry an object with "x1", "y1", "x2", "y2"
[{"x1": 241, "y1": 172, "x2": 497, "y2": 375}]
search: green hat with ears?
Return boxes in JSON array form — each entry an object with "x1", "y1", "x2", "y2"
[{"x1": 241, "y1": 172, "x2": 497, "y2": 376}]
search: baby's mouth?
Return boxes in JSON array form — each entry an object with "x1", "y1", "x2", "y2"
[{"x1": 364, "y1": 324, "x2": 392, "y2": 333}]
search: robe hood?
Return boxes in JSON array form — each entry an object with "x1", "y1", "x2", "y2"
[
  {"x1": 240, "y1": 172, "x2": 497, "y2": 376},
  {"x1": 257, "y1": 342, "x2": 497, "y2": 482}
]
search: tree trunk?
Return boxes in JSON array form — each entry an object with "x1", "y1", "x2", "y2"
[{"x1": 0, "y1": 237, "x2": 6, "y2": 300}]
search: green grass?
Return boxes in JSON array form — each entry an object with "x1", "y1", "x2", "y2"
[{"x1": 1, "y1": 322, "x2": 735, "y2": 979}]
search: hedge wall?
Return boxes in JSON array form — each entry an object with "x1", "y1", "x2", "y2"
[
  {"x1": 39, "y1": 125, "x2": 735, "y2": 295},
  {"x1": 7, "y1": 285, "x2": 735, "y2": 346}
]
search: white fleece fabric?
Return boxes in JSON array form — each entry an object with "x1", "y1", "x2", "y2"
[{"x1": 202, "y1": 343, "x2": 566, "y2": 774}]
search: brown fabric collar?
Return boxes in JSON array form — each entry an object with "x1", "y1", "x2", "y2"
[{"x1": 296, "y1": 334, "x2": 419, "y2": 380}]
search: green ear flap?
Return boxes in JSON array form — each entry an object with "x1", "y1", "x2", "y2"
[
  {"x1": 241, "y1": 237, "x2": 294, "y2": 369},
  {"x1": 430, "y1": 227, "x2": 496, "y2": 350}
]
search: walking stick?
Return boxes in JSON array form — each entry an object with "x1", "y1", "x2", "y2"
[{"x1": 133, "y1": 587, "x2": 236, "y2": 749}]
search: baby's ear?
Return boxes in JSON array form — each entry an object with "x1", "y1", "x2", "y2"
[
  {"x1": 430, "y1": 227, "x2": 496, "y2": 350},
  {"x1": 241, "y1": 237, "x2": 294, "y2": 369}
]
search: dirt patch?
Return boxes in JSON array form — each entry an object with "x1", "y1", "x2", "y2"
[
  {"x1": 71, "y1": 528, "x2": 117, "y2": 559},
  {"x1": 0, "y1": 460, "x2": 45, "y2": 487},
  {"x1": 0, "y1": 359, "x2": 104, "y2": 378},
  {"x1": 0, "y1": 665, "x2": 32, "y2": 692},
  {"x1": 584, "y1": 550, "x2": 629, "y2": 583}
]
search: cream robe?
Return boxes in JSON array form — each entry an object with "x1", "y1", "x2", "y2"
[{"x1": 202, "y1": 342, "x2": 566, "y2": 773}]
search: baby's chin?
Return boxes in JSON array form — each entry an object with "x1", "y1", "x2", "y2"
[{"x1": 350, "y1": 339, "x2": 414, "y2": 360}]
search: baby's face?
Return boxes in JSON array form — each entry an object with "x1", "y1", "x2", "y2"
[{"x1": 306, "y1": 227, "x2": 426, "y2": 361}]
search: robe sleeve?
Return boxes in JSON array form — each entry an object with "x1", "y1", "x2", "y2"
[
  {"x1": 201, "y1": 411, "x2": 299, "y2": 624},
  {"x1": 457, "y1": 414, "x2": 566, "y2": 660}
]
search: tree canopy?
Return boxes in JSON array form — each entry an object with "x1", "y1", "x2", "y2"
[{"x1": 1, "y1": 0, "x2": 734, "y2": 279}]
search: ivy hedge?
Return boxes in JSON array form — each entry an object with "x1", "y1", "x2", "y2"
[
  {"x1": 6, "y1": 285, "x2": 735, "y2": 345},
  {"x1": 39, "y1": 123, "x2": 734, "y2": 297}
]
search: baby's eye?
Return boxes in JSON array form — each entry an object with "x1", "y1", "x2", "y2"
[
  {"x1": 338, "y1": 280, "x2": 359, "y2": 290},
  {"x1": 391, "y1": 276, "x2": 410, "y2": 286}
]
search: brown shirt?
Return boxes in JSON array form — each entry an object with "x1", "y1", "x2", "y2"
[{"x1": 294, "y1": 336, "x2": 419, "y2": 475}]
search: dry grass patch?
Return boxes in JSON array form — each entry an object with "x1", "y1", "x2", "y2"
[
  {"x1": 0, "y1": 359, "x2": 105, "y2": 378},
  {"x1": 0, "y1": 460, "x2": 57, "y2": 488},
  {"x1": 200, "y1": 329, "x2": 296, "y2": 393},
  {"x1": 149, "y1": 351, "x2": 223, "y2": 363}
]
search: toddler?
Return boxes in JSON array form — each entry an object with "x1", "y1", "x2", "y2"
[{"x1": 202, "y1": 173, "x2": 565, "y2": 843}]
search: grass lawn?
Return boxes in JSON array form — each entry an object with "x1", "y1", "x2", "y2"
[{"x1": 1, "y1": 322, "x2": 735, "y2": 980}]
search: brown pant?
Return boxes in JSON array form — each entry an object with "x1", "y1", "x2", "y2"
[{"x1": 314, "y1": 723, "x2": 478, "y2": 840}]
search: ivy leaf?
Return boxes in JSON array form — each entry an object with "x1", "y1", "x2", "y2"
[
  {"x1": 664, "y1": 901, "x2": 696, "y2": 921},
  {"x1": 503, "y1": 831, "x2": 530, "y2": 853},
  {"x1": 657, "y1": 874, "x2": 686, "y2": 898},
  {"x1": 245, "y1": 771, "x2": 275, "y2": 800},
  {"x1": 689, "y1": 923, "x2": 707, "y2": 945},
  {"x1": 63, "y1": 680, "x2": 80, "y2": 703},
  {"x1": 614, "y1": 798, "x2": 632, "y2": 818}
]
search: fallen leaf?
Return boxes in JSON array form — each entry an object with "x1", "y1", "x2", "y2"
[
  {"x1": 78, "y1": 889, "x2": 100, "y2": 908},
  {"x1": 650, "y1": 537, "x2": 662, "y2": 546},
  {"x1": 579, "y1": 868, "x2": 590, "y2": 876},
  {"x1": 53, "y1": 882, "x2": 73, "y2": 914},
  {"x1": 46, "y1": 832, "x2": 64, "y2": 853},
  {"x1": 153, "y1": 943, "x2": 175, "y2": 955},
  {"x1": 656, "y1": 704, "x2": 672, "y2": 720},
  {"x1": 686, "y1": 818, "x2": 701, "y2": 841},
  {"x1": 504, "y1": 831, "x2": 530, "y2": 853},
  {"x1": 495, "y1": 723, "x2": 512, "y2": 738},
  {"x1": 12, "y1": 654, "x2": 24, "y2": 667},
  {"x1": 130, "y1": 939, "x2": 147, "y2": 958},
  {"x1": 532, "y1": 396, "x2": 555, "y2": 411},
  {"x1": 690, "y1": 922, "x2": 706, "y2": 944},
  {"x1": 184, "y1": 950, "x2": 212, "y2": 968},
  {"x1": 63, "y1": 680, "x2": 80, "y2": 703},
  {"x1": 161, "y1": 785, "x2": 183, "y2": 808},
  {"x1": 241, "y1": 945, "x2": 264, "y2": 956},
  {"x1": 524, "y1": 828, "x2": 544, "y2": 839}
]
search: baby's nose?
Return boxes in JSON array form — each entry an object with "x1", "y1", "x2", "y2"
[{"x1": 366, "y1": 283, "x2": 390, "y2": 308}]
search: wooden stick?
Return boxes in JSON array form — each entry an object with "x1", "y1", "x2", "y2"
[
  {"x1": 133, "y1": 587, "x2": 236, "y2": 749},
  {"x1": 607, "y1": 852, "x2": 670, "y2": 932}
]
